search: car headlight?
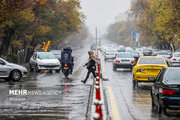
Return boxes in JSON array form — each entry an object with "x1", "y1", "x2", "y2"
[{"x1": 136, "y1": 69, "x2": 146, "y2": 72}]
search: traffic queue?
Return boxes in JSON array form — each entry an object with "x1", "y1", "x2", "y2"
[{"x1": 100, "y1": 45, "x2": 180, "y2": 115}]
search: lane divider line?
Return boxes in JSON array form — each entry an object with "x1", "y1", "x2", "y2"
[{"x1": 107, "y1": 87, "x2": 121, "y2": 120}]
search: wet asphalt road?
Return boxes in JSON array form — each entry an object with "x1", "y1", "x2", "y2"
[
  {"x1": 100, "y1": 52, "x2": 180, "y2": 120},
  {"x1": 0, "y1": 48, "x2": 93, "y2": 120},
  {"x1": 1, "y1": 47, "x2": 180, "y2": 120}
]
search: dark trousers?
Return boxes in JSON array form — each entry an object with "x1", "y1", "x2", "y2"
[{"x1": 84, "y1": 69, "x2": 96, "y2": 83}]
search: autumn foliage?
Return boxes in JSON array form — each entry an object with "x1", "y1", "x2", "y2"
[
  {"x1": 131, "y1": 0, "x2": 180, "y2": 49},
  {"x1": 0, "y1": 0, "x2": 85, "y2": 62}
]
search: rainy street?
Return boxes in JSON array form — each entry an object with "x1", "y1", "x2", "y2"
[
  {"x1": 0, "y1": 0, "x2": 180, "y2": 120},
  {"x1": 0, "y1": 48, "x2": 93, "y2": 120},
  {"x1": 1, "y1": 47, "x2": 180, "y2": 120},
  {"x1": 0, "y1": 47, "x2": 180, "y2": 120},
  {"x1": 100, "y1": 52, "x2": 180, "y2": 120}
]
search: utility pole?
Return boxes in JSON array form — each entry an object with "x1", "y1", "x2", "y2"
[{"x1": 96, "y1": 27, "x2": 98, "y2": 55}]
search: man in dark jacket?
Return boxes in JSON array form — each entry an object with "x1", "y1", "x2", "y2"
[{"x1": 81, "y1": 54, "x2": 96, "y2": 84}]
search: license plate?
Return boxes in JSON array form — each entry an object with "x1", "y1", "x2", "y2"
[
  {"x1": 64, "y1": 67, "x2": 68, "y2": 69},
  {"x1": 147, "y1": 69, "x2": 158, "y2": 72}
]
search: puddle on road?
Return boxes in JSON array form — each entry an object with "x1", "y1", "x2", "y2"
[{"x1": 0, "y1": 83, "x2": 91, "y2": 120}]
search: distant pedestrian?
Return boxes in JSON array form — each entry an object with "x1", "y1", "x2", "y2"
[{"x1": 81, "y1": 52, "x2": 96, "y2": 84}]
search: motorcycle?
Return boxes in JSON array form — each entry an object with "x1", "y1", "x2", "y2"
[{"x1": 62, "y1": 63, "x2": 70, "y2": 78}]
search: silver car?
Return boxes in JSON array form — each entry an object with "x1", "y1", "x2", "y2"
[
  {"x1": 157, "y1": 50, "x2": 171, "y2": 60},
  {"x1": 113, "y1": 52, "x2": 135, "y2": 71},
  {"x1": 104, "y1": 48, "x2": 118, "y2": 61},
  {"x1": 0, "y1": 58, "x2": 27, "y2": 81},
  {"x1": 29, "y1": 52, "x2": 61, "y2": 72},
  {"x1": 169, "y1": 52, "x2": 180, "y2": 67}
]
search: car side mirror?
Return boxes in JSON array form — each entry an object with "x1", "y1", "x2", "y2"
[
  {"x1": 0, "y1": 62, "x2": 6, "y2": 65},
  {"x1": 148, "y1": 77, "x2": 156, "y2": 82},
  {"x1": 33, "y1": 56, "x2": 36, "y2": 60}
]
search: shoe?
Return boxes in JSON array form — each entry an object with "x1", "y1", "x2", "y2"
[{"x1": 81, "y1": 80, "x2": 86, "y2": 84}]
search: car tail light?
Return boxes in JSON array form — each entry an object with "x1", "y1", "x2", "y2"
[
  {"x1": 64, "y1": 64, "x2": 68, "y2": 67},
  {"x1": 173, "y1": 58, "x2": 176, "y2": 61},
  {"x1": 131, "y1": 60, "x2": 135, "y2": 63},
  {"x1": 116, "y1": 60, "x2": 120, "y2": 63},
  {"x1": 163, "y1": 89, "x2": 176, "y2": 95}
]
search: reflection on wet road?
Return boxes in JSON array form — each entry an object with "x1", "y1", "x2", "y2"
[
  {"x1": 101, "y1": 53, "x2": 180, "y2": 120},
  {"x1": 0, "y1": 48, "x2": 92, "y2": 120}
]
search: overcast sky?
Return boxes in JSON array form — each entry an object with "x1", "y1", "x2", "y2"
[{"x1": 80, "y1": 0, "x2": 131, "y2": 35}]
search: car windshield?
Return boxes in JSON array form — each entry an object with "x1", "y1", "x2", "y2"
[
  {"x1": 164, "y1": 69, "x2": 180, "y2": 84},
  {"x1": 143, "y1": 49, "x2": 151, "y2": 52},
  {"x1": 174, "y1": 54, "x2": 180, "y2": 57},
  {"x1": 117, "y1": 53, "x2": 133, "y2": 58},
  {"x1": 50, "y1": 50, "x2": 61, "y2": 55},
  {"x1": 107, "y1": 49, "x2": 117, "y2": 52},
  {"x1": 38, "y1": 52, "x2": 56, "y2": 59},
  {"x1": 130, "y1": 52, "x2": 139, "y2": 57},
  {"x1": 158, "y1": 52, "x2": 169, "y2": 55},
  {"x1": 139, "y1": 58, "x2": 165, "y2": 64}
]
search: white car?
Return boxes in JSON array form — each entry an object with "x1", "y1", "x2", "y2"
[
  {"x1": 50, "y1": 50, "x2": 61, "y2": 61},
  {"x1": 113, "y1": 52, "x2": 135, "y2": 71},
  {"x1": 0, "y1": 58, "x2": 27, "y2": 81},
  {"x1": 104, "y1": 49, "x2": 118, "y2": 61},
  {"x1": 29, "y1": 52, "x2": 61, "y2": 72},
  {"x1": 169, "y1": 52, "x2": 180, "y2": 67},
  {"x1": 157, "y1": 50, "x2": 171, "y2": 60}
]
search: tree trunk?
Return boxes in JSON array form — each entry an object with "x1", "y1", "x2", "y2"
[
  {"x1": 25, "y1": 47, "x2": 34, "y2": 63},
  {"x1": 0, "y1": 27, "x2": 15, "y2": 57}
]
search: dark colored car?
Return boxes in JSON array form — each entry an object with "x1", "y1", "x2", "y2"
[
  {"x1": 150, "y1": 67, "x2": 180, "y2": 114},
  {"x1": 130, "y1": 51, "x2": 140, "y2": 62},
  {"x1": 143, "y1": 49, "x2": 152, "y2": 56},
  {"x1": 118, "y1": 47, "x2": 126, "y2": 52}
]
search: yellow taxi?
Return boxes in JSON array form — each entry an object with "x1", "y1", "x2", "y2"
[{"x1": 132, "y1": 56, "x2": 168, "y2": 88}]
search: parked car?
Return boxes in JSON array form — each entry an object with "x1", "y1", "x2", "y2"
[
  {"x1": 0, "y1": 58, "x2": 27, "y2": 81},
  {"x1": 150, "y1": 67, "x2": 180, "y2": 114},
  {"x1": 50, "y1": 50, "x2": 61, "y2": 61},
  {"x1": 104, "y1": 49, "x2": 118, "y2": 61},
  {"x1": 113, "y1": 52, "x2": 135, "y2": 71},
  {"x1": 29, "y1": 52, "x2": 61, "y2": 72},
  {"x1": 133, "y1": 56, "x2": 168, "y2": 89},
  {"x1": 169, "y1": 52, "x2": 180, "y2": 67}
]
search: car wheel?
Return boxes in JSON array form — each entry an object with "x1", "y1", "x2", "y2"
[
  {"x1": 130, "y1": 67, "x2": 132, "y2": 72},
  {"x1": 10, "y1": 70, "x2": 22, "y2": 81},
  {"x1": 55, "y1": 69, "x2": 60, "y2": 72},
  {"x1": 104, "y1": 58, "x2": 107, "y2": 61},
  {"x1": 157, "y1": 100, "x2": 162, "y2": 114},
  {"x1": 4, "y1": 78, "x2": 10, "y2": 82},
  {"x1": 113, "y1": 65, "x2": 116, "y2": 71},
  {"x1": 151, "y1": 91, "x2": 157, "y2": 112},
  {"x1": 49, "y1": 70, "x2": 53, "y2": 73},
  {"x1": 29, "y1": 64, "x2": 34, "y2": 72},
  {"x1": 133, "y1": 80, "x2": 138, "y2": 90},
  {"x1": 35, "y1": 65, "x2": 40, "y2": 73}
]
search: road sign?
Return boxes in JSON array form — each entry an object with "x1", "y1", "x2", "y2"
[{"x1": 131, "y1": 31, "x2": 140, "y2": 42}]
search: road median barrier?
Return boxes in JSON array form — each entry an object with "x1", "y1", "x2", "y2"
[{"x1": 90, "y1": 56, "x2": 109, "y2": 120}]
